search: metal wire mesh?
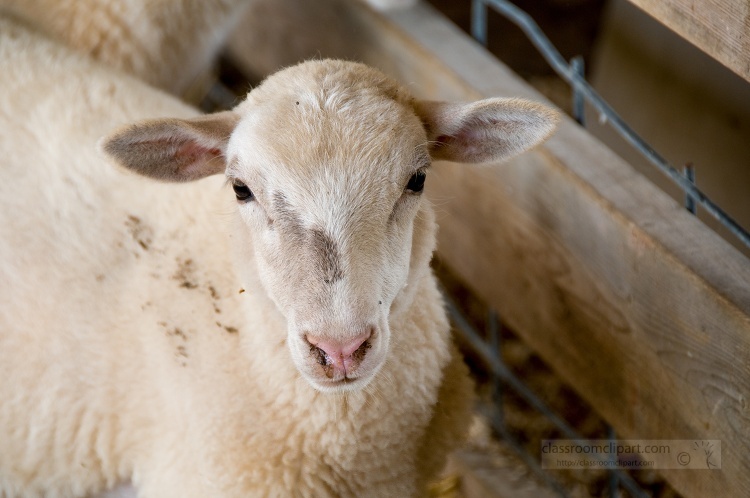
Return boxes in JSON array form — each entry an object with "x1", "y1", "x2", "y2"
[{"x1": 443, "y1": 290, "x2": 649, "y2": 498}]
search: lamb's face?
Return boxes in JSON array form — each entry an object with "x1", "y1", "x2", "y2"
[
  {"x1": 226, "y1": 70, "x2": 433, "y2": 392},
  {"x1": 101, "y1": 59, "x2": 559, "y2": 394}
]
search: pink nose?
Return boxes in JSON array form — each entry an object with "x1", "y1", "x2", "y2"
[{"x1": 306, "y1": 330, "x2": 372, "y2": 378}]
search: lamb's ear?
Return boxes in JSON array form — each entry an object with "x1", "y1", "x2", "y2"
[
  {"x1": 100, "y1": 111, "x2": 240, "y2": 182},
  {"x1": 413, "y1": 98, "x2": 559, "y2": 164}
]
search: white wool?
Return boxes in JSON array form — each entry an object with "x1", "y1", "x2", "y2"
[
  {"x1": 0, "y1": 0, "x2": 250, "y2": 95},
  {"x1": 0, "y1": 0, "x2": 418, "y2": 98},
  {"x1": 0, "y1": 14, "x2": 556, "y2": 498}
]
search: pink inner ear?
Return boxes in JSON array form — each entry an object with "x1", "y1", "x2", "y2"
[
  {"x1": 436, "y1": 119, "x2": 486, "y2": 147},
  {"x1": 175, "y1": 141, "x2": 221, "y2": 163},
  {"x1": 170, "y1": 141, "x2": 224, "y2": 180},
  {"x1": 432, "y1": 128, "x2": 486, "y2": 162}
]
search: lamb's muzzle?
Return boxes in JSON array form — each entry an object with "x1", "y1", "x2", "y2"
[{"x1": 306, "y1": 329, "x2": 373, "y2": 379}]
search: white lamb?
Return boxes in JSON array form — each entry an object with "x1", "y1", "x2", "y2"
[
  {"x1": 0, "y1": 0, "x2": 252, "y2": 96},
  {"x1": 0, "y1": 0, "x2": 420, "y2": 98},
  {"x1": 0, "y1": 14, "x2": 558, "y2": 498}
]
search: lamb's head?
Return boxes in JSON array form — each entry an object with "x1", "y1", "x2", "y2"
[{"x1": 102, "y1": 60, "x2": 558, "y2": 393}]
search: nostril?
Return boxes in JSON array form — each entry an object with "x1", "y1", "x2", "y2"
[
  {"x1": 340, "y1": 331, "x2": 371, "y2": 358},
  {"x1": 351, "y1": 338, "x2": 371, "y2": 364},
  {"x1": 305, "y1": 328, "x2": 374, "y2": 371},
  {"x1": 309, "y1": 343, "x2": 329, "y2": 367}
]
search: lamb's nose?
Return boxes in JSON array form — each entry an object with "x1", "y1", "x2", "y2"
[{"x1": 306, "y1": 330, "x2": 372, "y2": 376}]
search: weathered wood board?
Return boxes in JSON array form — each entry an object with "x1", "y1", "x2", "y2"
[
  {"x1": 626, "y1": 0, "x2": 750, "y2": 83},
  {"x1": 228, "y1": 2, "x2": 750, "y2": 497}
]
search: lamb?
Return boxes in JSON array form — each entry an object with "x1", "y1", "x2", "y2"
[
  {"x1": 0, "y1": 0, "x2": 420, "y2": 98},
  {"x1": 0, "y1": 0, "x2": 251, "y2": 96},
  {"x1": 0, "y1": 14, "x2": 558, "y2": 498}
]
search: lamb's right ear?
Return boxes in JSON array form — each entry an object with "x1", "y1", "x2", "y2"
[
  {"x1": 413, "y1": 98, "x2": 559, "y2": 165},
  {"x1": 100, "y1": 111, "x2": 240, "y2": 182}
]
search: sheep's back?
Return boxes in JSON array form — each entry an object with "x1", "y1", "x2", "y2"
[{"x1": 0, "y1": 16, "x2": 243, "y2": 497}]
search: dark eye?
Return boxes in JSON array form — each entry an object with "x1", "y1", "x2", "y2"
[
  {"x1": 405, "y1": 170, "x2": 426, "y2": 193},
  {"x1": 232, "y1": 181, "x2": 254, "y2": 202}
]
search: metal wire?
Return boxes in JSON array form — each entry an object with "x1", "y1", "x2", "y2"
[
  {"x1": 684, "y1": 164, "x2": 697, "y2": 215},
  {"x1": 570, "y1": 56, "x2": 586, "y2": 126},
  {"x1": 477, "y1": 402, "x2": 573, "y2": 498},
  {"x1": 471, "y1": 0, "x2": 750, "y2": 250},
  {"x1": 441, "y1": 290, "x2": 649, "y2": 498}
]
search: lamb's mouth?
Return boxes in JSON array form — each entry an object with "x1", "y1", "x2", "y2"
[
  {"x1": 320, "y1": 377, "x2": 360, "y2": 385},
  {"x1": 311, "y1": 375, "x2": 371, "y2": 393}
]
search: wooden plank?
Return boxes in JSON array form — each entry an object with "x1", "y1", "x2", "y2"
[
  {"x1": 227, "y1": 2, "x2": 750, "y2": 497},
  {"x1": 626, "y1": 0, "x2": 750, "y2": 83}
]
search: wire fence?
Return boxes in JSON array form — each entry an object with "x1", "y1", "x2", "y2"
[
  {"x1": 442, "y1": 289, "x2": 650, "y2": 498},
  {"x1": 443, "y1": 292, "x2": 649, "y2": 498}
]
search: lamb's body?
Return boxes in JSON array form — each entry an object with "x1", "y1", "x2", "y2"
[
  {"x1": 0, "y1": 17, "x2": 475, "y2": 498},
  {"x1": 0, "y1": 5, "x2": 561, "y2": 494},
  {"x1": 0, "y1": 0, "x2": 419, "y2": 98},
  {"x1": 0, "y1": 0, "x2": 251, "y2": 95}
]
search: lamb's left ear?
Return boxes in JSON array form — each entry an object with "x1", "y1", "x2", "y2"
[
  {"x1": 100, "y1": 110, "x2": 240, "y2": 182},
  {"x1": 413, "y1": 98, "x2": 559, "y2": 164}
]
